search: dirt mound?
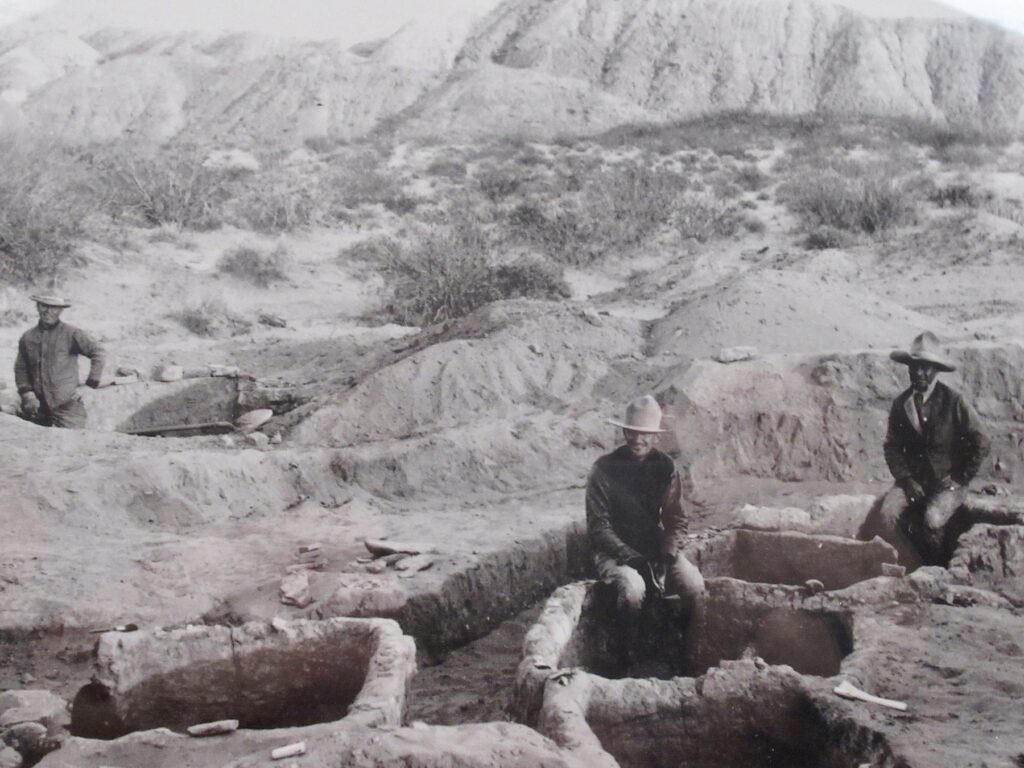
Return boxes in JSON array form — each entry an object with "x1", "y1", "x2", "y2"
[
  {"x1": 665, "y1": 342, "x2": 1024, "y2": 491},
  {"x1": 293, "y1": 301, "x2": 645, "y2": 447},
  {"x1": 650, "y1": 269, "x2": 953, "y2": 359}
]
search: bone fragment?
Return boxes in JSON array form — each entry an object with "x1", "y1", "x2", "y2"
[
  {"x1": 187, "y1": 719, "x2": 238, "y2": 737},
  {"x1": 271, "y1": 742, "x2": 306, "y2": 760},
  {"x1": 834, "y1": 680, "x2": 907, "y2": 711}
]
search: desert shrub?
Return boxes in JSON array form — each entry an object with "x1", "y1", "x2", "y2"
[
  {"x1": 492, "y1": 257, "x2": 570, "y2": 300},
  {"x1": 218, "y1": 244, "x2": 288, "y2": 287},
  {"x1": 929, "y1": 183, "x2": 978, "y2": 208},
  {"x1": 475, "y1": 166, "x2": 524, "y2": 204},
  {"x1": 380, "y1": 220, "x2": 566, "y2": 325},
  {"x1": 734, "y1": 163, "x2": 769, "y2": 191},
  {"x1": 781, "y1": 166, "x2": 916, "y2": 234},
  {"x1": 425, "y1": 158, "x2": 467, "y2": 179},
  {"x1": 173, "y1": 298, "x2": 252, "y2": 337},
  {"x1": 675, "y1": 192, "x2": 746, "y2": 242},
  {"x1": 230, "y1": 165, "x2": 320, "y2": 232},
  {"x1": 98, "y1": 144, "x2": 232, "y2": 230},
  {"x1": 0, "y1": 139, "x2": 94, "y2": 282},
  {"x1": 0, "y1": 308, "x2": 29, "y2": 327},
  {"x1": 339, "y1": 236, "x2": 402, "y2": 265},
  {"x1": 803, "y1": 226, "x2": 852, "y2": 250},
  {"x1": 382, "y1": 194, "x2": 419, "y2": 215}
]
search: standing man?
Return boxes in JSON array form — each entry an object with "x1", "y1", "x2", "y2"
[
  {"x1": 860, "y1": 332, "x2": 989, "y2": 567},
  {"x1": 14, "y1": 294, "x2": 105, "y2": 429},
  {"x1": 586, "y1": 395, "x2": 705, "y2": 664}
]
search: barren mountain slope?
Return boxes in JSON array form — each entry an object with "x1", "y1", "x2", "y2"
[
  {"x1": 2, "y1": 0, "x2": 1023, "y2": 144},
  {"x1": 442, "y1": 0, "x2": 1024, "y2": 136}
]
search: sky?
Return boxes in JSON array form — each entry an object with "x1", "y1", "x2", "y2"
[{"x1": 0, "y1": 0, "x2": 1022, "y2": 43}]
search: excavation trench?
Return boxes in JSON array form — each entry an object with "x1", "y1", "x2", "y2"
[{"x1": 69, "y1": 618, "x2": 414, "y2": 739}]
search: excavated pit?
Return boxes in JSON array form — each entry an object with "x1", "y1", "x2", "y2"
[
  {"x1": 83, "y1": 378, "x2": 242, "y2": 435},
  {"x1": 685, "y1": 528, "x2": 897, "y2": 590},
  {"x1": 69, "y1": 618, "x2": 415, "y2": 739},
  {"x1": 551, "y1": 581, "x2": 853, "y2": 682},
  {"x1": 574, "y1": 665, "x2": 877, "y2": 768}
]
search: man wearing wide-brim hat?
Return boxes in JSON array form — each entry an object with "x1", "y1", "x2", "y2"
[
  {"x1": 14, "y1": 294, "x2": 106, "y2": 429},
  {"x1": 586, "y1": 395, "x2": 705, "y2": 665},
  {"x1": 858, "y1": 332, "x2": 989, "y2": 567}
]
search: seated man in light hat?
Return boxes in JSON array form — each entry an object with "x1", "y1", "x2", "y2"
[
  {"x1": 859, "y1": 332, "x2": 989, "y2": 567},
  {"x1": 14, "y1": 294, "x2": 106, "y2": 429},
  {"x1": 585, "y1": 395, "x2": 705, "y2": 661}
]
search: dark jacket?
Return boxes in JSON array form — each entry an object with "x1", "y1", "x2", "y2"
[
  {"x1": 883, "y1": 381, "x2": 989, "y2": 492},
  {"x1": 15, "y1": 321, "x2": 105, "y2": 408},
  {"x1": 585, "y1": 445, "x2": 689, "y2": 564}
]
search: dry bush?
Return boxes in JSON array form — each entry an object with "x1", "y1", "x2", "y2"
[
  {"x1": 0, "y1": 138, "x2": 95, "y2": 283},
  {"x1": 780, "y1": 165, "x2": 917, "y2": 235},
  {"x1": 425, "y1": 158, "x2": 467, "y2": 179},
  {"x1": 475, "y1": 166, "x2": 525, "y2": 204},
  {"x1": 173, "y1": 298, "x2": 252, "y2": 338},
  {"x1": 380, "y1": 219, "x2": 566, "y2": 326},
  {"x1": 0, "y1": 308, "x2": 29, "y2": 327},
  {"x1": 230, "y1": 164, "x2": 320, "y2": 232},
  {"x1": 325, "y1": 148, "x2": 405, "y2": 212},
  {"x1": 97, "y1": 143, "x2": 232, "y2": 230},
  {"x1": 675, "y1": 192, "x2": 748, "y2": 242},
  {"x1": 803, "y1": 226, "x2": 852, "y2": 250},
  {"x1": 928, "y1": 183, "x2": 979, "y2": 208},
  {"x1": 218, "y1": 244, "x2": 289, "y2": 287}
]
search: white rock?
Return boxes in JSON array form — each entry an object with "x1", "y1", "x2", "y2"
[{"x1": 279, "y1": 571, "x2": 313, "y2": 608}]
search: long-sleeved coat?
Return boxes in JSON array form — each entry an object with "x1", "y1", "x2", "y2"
[
  {"x1": 15, "y1": 321, "x2": 105, "y2": 408},
  {"x1": 883, "y1": 381, "x2": 989, "y2": 492},
  {"x1": 585, "y1": 445, "x2": 689, "y2": 566}
]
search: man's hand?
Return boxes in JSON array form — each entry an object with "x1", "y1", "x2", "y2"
[
  {"x1": 20, "y1": 391, "x2": 39, "y2": 417},
  {"x1": 901, "y1": 478, "x2": 925, "y2": 504}
]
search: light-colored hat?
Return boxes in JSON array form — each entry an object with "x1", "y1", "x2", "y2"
[
  {"x1": 30, "y1": 294, "x2": 72, "y2": 308},
  {"x1": 890, "y1": 331, "x2": 956, "y2": 372},
  {"x1": 607, "y1": 395, "x2": 666, "y2": 433}
]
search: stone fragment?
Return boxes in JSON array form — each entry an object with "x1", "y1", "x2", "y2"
[
  {"x1": 713, "y1": 346, "x2": 757, "y2": 364},
  {"x1": 0, "y1": 746, "x2": 21, "y2": 768},
  {"x1": 364, "y1": 539, "x2": 437, "y2": 557},
  {"x1": 881, "y1": 563, "x2": 906, "y2": 577},
  {"x1": 152, "y1": 364, "x2": 183, "y2": 382},
  {"x1": 259, "y1": 313, "x2": 287, "y2": 328},
  {"x1": 237, "y1": 409, "x2": 274, "y2": 434},
  {"x1": 279, "y1": 571, "x2": 313, "y2": 608},
  {"x1": 244, "y1": 432, "x2": 270, "y2": 448},
  {"x1": 393, "y1": 554, "x2": 434, "y2": 573},
  {"x1": 208, "y1": 364, "x2": 240, "y2": 377},
  {"x1": 0, "y1": 690, "x2": 69, "y2": 732},
  {"x1": 2, "y1": 722, "x2": 52, "y2": 760}
]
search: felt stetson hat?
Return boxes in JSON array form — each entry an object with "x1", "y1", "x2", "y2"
[
  {"x1": 29, "y1": 294, "x2": 72, "y2": 308},
  {"x1": 890, "y1": 331, "x2": 956, "y2": 372},
  {"x1": 607, "y1": 395, "x2": 666, "y2": 433}
]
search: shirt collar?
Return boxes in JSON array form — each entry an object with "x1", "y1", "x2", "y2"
[{"x1": 918, "y1": 379, "x2": 938, "y2": 404}]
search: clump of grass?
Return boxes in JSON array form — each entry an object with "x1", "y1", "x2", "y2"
[
  {"x1": 781, "y1": 165, "x2": 917, "y2": 235},
  {"x1": 380, "y1": 220, "x2": 566, "y2": 326},
  {"x1": 173, "y1": 298, "x2": 252, "y2": 338},
  {"x1": 218, "y1": 244, "x2": 289, "y2": 287},
  {"x1": 475, "y1": 166, "x2": 524, "y2": 204}
]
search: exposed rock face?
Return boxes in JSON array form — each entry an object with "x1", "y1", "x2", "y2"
[
  {"x1": 457, "y1": 0, "x2": 1024, "y2": 129},
  {"x1": 949, "y1": 523, "x2": 1024, "y2": 605},
  {"x1": 2, "y1": 0, "x2": 1023, "y2": 143}
]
